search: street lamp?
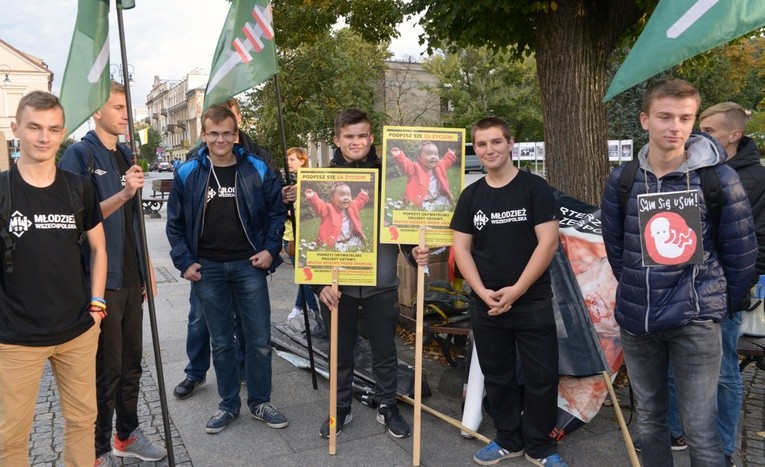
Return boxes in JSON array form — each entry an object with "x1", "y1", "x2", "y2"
[
  {"x1": 110, "y1": 63, "x2": 134, "y2": 83},
  {"x1": 0, "y1": 64, "x2": 10, "y2": 84}
]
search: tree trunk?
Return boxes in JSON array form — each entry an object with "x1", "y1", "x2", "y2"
[{"x1": 534, "y1": 0, "x2": 641, "y2": 206}]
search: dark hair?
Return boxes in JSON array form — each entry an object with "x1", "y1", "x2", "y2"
[
  {"x1": 16, "y1": 91, "x2": 64, "y2": 122},
  {"x1": 201, "y1": 105, "x2": 238, "y2": 133},
  {"x1": 334, "y1": 108, "x2": 372, "y2": 135},
  {"x1": 641, "y1": 78, "x2": 700, "y2": 114},
  {"x1": 471, "y1": 117, "x2": 513, "y2": 142}
]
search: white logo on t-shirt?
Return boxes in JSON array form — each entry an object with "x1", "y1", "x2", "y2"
[
  {"x1": 94, "y1": 169, "x2": 107, "y2": 176},
  {"x1": 9, "y1": 210, "x2": 32, "y2": 238},
  {"x1": 473, "y1": 210, "x2": 489, "y2": 230},
  {"x1": 217, "y1": 186, "x2": 236, "y2": 198},
  {"x1": 206, "y1": 187, "x2": 216, "y2": 202}
]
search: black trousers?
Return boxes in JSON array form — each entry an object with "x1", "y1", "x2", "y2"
[
  {"x1": 95, "y1": 284, "x2": 144, "y2": 456},
  {"x1": 471, "y1": 296, "x2": 559, "y2": 459},
  {"x1": 320, "y1": 290, "x2": 399, "y2": 410}
]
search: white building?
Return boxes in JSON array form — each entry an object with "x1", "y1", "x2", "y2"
[{"x1": 0, "y1": 39, "x2": 53, "y2": 171}]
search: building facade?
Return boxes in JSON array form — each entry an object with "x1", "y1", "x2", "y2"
[
  {"x1": 0, "y1": 39, "x2": 53, "y2": 171},
  {"x1": 145, "y1": 69, "x2": 207, "y2": 161}
]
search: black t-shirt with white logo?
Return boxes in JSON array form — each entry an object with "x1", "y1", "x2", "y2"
[
  {"x1": 0, "y1": 171, "x2": 103, "y2": 345},
  {"x1": 198, "y1": 164, "x2": 255, "y2": 262},
  {"x1": 450, "y1": 170, "x2": 561, "y2": 302}
]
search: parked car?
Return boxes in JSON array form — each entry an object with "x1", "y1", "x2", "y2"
[
  {"x1": 464, "y1": 143, "x2": 485, "y2": 173},
  {"x1": 157, "y1": 161, "x2": 174, "y2": 172}
]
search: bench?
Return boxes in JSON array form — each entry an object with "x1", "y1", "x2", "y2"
[
  {"x1": 142, "y1": 179, "x2": 173, "y2": 218},
  {"x1": 397, "y1": 303, "x2": 470, "y2": 367},
  {"x1": 737, "y1": 335, "x2": 765, "y2": 372}
]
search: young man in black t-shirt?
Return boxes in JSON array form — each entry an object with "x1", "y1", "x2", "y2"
[
  {"x1": 450, "y1": 117, "x2": 566, "y2": 467},
  {"x1": 167, "y1": 105, "x2": 288, "y2": 435},
  {"x1": 0, "y1": 91, "x2": 106, "y2": 466}
]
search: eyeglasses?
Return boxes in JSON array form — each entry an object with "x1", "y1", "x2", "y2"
[{"x1": 206, "y1": 131, "x2": 235, "y2": 141}]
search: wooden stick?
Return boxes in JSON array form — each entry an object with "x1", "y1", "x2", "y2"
[
  {"x1": 413, "y1": 227, "x2": 426, "y2": 466},
  {"x1": 329, "y1": 268, "x2": 339, "y2": 455},
  {"x1": 398, "y1": 394, "x2": 491, "y2": 444},
  {"x1": 602, "y1": 371, "x2": 640, "y2": 467}
]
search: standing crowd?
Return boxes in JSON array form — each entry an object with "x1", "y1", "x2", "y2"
[{"x1": 0, "y1": 77, "x2": 760, "y2": 467}]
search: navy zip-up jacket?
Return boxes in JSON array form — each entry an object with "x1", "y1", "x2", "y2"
[
  {"x1": 602, "y1": 134, "x2": 756, "y2": 335},
  {"x1": 166, "y1": 144, "x2": 286, "y2": 276},
  {"x1": 60, "y1": 130, "x2": 147, "y2": 289}
]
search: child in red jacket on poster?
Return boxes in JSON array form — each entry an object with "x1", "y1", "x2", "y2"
[
  {"x1": 390, "y1": 141, "x2": 457, "y2": 211},
  {"x1": 305, "y1": 182, "x2": 369, "y2": 252}
]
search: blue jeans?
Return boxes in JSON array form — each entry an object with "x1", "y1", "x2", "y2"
[
  {"x1": 621, "y1": 321, "x2": 723, "y2": 467},
  {"x1": 192, "y1": 259, "x2": 272, "y2": 414},
  {"x1": 283, "y1": 240, "x2": 318, "y2": 311},
  {"x1": 668, "y1": 312, "x2": 743, "y2": 457},
  {"x1": 183, "y1": 287, "x2": 246, "y2": 382}
]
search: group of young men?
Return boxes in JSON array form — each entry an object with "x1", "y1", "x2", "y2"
[{"x1": 0, "y1": 76, "x2": 760, "y2": 467}]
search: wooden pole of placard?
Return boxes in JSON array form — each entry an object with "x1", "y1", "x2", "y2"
[
  {"x1": 329, "y1": 268, "x2": 339, "y2": 455},
  {"x1": 413, "y1": 227, "x2": 426, "y2": 466},
  {"x1": 398, "y1": 394, "x2": 491, "y2": 444},
  {"x1": 602, "y1": 371, "x2": 640, "y2": 467}
]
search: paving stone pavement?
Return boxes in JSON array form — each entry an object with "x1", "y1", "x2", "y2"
[{"x1": 25, "y1": 196, "x2": 765, "y2": 466}]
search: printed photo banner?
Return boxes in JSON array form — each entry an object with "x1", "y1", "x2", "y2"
[
  {"x1": 294, "y1": 168, "x2": 379, "y2": 286},
  {"x1": 637, "y1": 190, "x2": 703, "y2": 267},
  {"x1": 380, "y1": 126, "x2": 466, "y2": 246}
]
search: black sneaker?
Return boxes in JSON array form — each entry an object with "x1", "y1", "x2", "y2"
[
  {"x1": 173, "y1": 377, "x2": 205, "y2": 400},
  {"x1": 205, "y1": 410, "x2": 238, "y2": 434},
  {"x1": 671, "y1": 435, "x2": 688, "y2": 451},
  {"x1": 376, "y1": 403, "x2": 410, "y2": 438},
  {"x1": 319, "y1": 408, "x2": 353, "y2": 438},
  {"x1": 725, "y1": 454, "x2": 736, "y2": 467}
]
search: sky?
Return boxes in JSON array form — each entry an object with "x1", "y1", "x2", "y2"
[{"x1": 1, "y1": 1, "x2": 427, "y2": 110}]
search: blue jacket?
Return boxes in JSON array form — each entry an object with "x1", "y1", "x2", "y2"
[
  {"x1": 601, "y1": 134, "x2": 756, "y2": 335},
  {"x1": 59, "y1": 131, "x2": 147, "y2": 290},
  {"x1": 166, "y1": 145, "x2": 286, "y2": 276}
]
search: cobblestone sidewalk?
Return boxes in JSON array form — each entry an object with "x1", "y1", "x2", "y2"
[{"x1": 29, "y1": 360, "x2": 190, "y2": 467}]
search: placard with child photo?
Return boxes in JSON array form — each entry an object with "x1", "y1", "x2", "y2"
[
  {"x1": 380, "y1": 126, "x2": 465, "y2": 246},
  {"x1": 294, "y1": 168, "x2": 379, "y2": 286}
]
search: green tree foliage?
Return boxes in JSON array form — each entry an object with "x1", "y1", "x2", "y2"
[
  {"x1": 56, "y1": 137, "x2": 77, "y2": 163},
  {"x1": 407, "y1": 0, "x2": 653, "y2": 204},
  {"x1": 245, "y1": 28, "x2": 389, "y2": 158},
  {"x1": 133, "y1": 124, "x2": 162, "y2": 164},
  {"x1": 423, "y1": 47, "x2": 543, "y2": 142}
]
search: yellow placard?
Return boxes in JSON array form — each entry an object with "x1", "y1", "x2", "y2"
[
  {"x1": 294, "y1": 168, "x2": 379, "y2": 286},
  {"x1": 380, "y1": 126, "x2": 466, "y2": 247}
]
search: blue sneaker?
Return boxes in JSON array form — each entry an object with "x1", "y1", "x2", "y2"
[
  {"x1": 524, "y1": 453, "x2": 568, "y2": 467},
  {"x1": 205, "y1": 410, "x2": 238, "y2": 434},
  {"x1": 473, "y1": 441, "x2": 524, "y2": 465}
]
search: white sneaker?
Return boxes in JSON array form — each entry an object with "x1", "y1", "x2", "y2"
[{"x1": 287, "y1": 307, "x2": 301, "y2": 320}]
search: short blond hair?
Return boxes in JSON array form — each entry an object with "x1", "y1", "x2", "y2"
[{"x1": 700, "y1": 102, "x2": 750, "y2": 132}]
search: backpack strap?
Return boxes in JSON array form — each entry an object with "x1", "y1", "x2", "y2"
[
  {"x1": 58, "y1": 169, "x2": 87, "y2": 247},
  {"x1": 699, "y1": 165, "x2": 723, "y2": 244},
  {"x1": 0, "y1": 169, "x2": 14, "y2": 273},
  {"x1": 618, "y1": 158, "x2": 640, "y2": 217}
]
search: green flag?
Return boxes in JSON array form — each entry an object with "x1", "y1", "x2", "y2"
[
  {"x1": 60, "y1": 0, "x2": 110, "y2": 136},
  {"x1": 203, "y1": 0, "x2": 278, "y2": 111},
  {"x1": 604, "y1": 0, "x2": 765, "y2": 101}
]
